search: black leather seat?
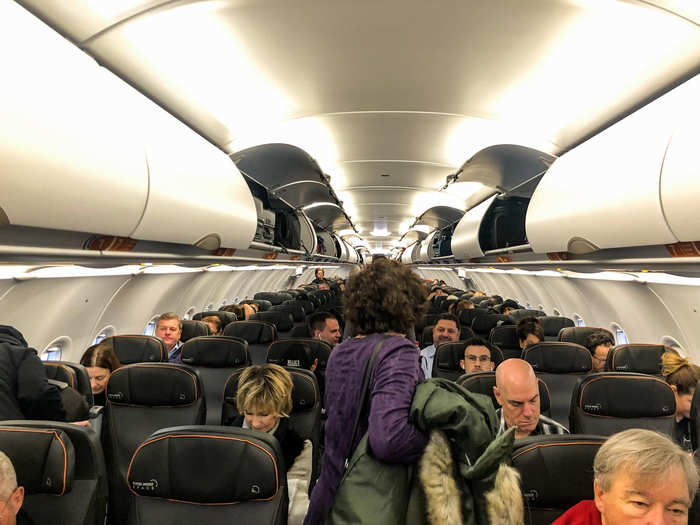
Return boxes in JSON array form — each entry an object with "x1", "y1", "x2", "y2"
[
  {"x1": 432, "y1": 341, "x2": 504, "y2": 381},
  {"x1": 254, "y1": 291, "x2": 292, "y2": 306},
  {"x1": 488, "y1": 325, "x2": 522, "y2": 360},
  {"x1": 507, "y1": 309, "x2": 547, "y2": 322},
  {"x1": 284, "y1": 298, "x2": 315, "y2": 315},
  {"x1": 270, "y1": 303, "x2": 306, "y2": 323},
  {"x1": 523, "y1": 342, "x2": 592, "y2": 427},
  {"x1": 43, "y1": 361, "x2": 94, "y2": 406},
  {"x1": 690, "y1": 387, "x2": 700, "y2": 450},
  {"x1": 458, "y1": 308, "x2": 489, "y2": 329},
  {"x1": 251, "y1": 311, "x2": 295, "y2": 338},
  {"x1": 558, "y1": 326, "x2": 614, "y2": 346},
  {"x1": 570, "y1": 372, "x2": 676, "y2": 436},
  {"x1": 540, "y1": 316, "x2": 575, "y2": 342},
  {"x1": 180, "y1": 336, "x2": 250, "y2": 425},
  {"x1": 457, "y1": 371, "x2": 552, "y2": 417},
  {"x1": 267, "y1": 338, "x2": 332, "y2": 372},
  {"x1": 471, "y1": 314, "x2": 514, "y2": 338},
  {"x1": 223, "y1": 321, "x2": 277, "y2": 364},
  {"x1": 604, "y1": 343, "x2": 677, "y2": 374},
  {"x1": 193, "y1": 310, "x2": 238, "y2": 331},
  {"x1": 127, "y1": 426, "x2": 287, "y2": 524},
  {"x1": 0, "y1": 425, "x2": 99, "y2": 525},
  {"x1": 104, "y1": 363, "x2": 205, "y2": 524},
  {"x1": 512, "y1": 435, "x2": 606, "y2": 525},
  {"x1": 289, "y1": 324, "x2": 311, "y2": 338},
  {"x1": 240, "y1": 298, "x2": 272, "y2": 312},
  {"x1": 439, "y1": 298, "x2": 458, "y2": 313},
  {"x1": 180, "y1": 319, "x2": 210, "y2": 342},
  {"x1": 102, "y1": 335, "x2": 166, "y2": 364}
]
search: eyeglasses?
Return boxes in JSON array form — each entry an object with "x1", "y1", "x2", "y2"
[{"x1": 466, "y1": 355, "x2": 491, "y2": 362}]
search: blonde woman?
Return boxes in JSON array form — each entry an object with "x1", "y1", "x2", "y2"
[{"x1": 662, "y1": 351, "x2": 700, "y2": 451}]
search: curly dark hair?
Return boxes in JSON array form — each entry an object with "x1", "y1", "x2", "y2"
[{"x1": 344, "y1": 259, "x2": 427, "y2": 335}]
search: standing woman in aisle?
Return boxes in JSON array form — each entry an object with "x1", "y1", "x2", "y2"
[{"x1": 304, "y1": 259, "x2": 429, "y2": 524}]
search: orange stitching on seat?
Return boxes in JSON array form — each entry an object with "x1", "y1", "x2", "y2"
[
  {"x1": 578, "y1": 374, "x2": 673, "y2": 416},
  {"x1": 126, "y1": 433, "x2": 280, "y2": 504},
  {"x1": 109, "y1": 364, "x2": 199, "y2": 403},
  {"x1": 44, "y1": 363, "x2": 76, "y2": 389},
  {"x1": 512, "y1": 440, "x2": 603, "y2": 460}
]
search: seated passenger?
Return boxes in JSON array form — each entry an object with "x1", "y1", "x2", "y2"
[
  {"x1": 201, "y1": 315, "x2": 222, "y2": 335},
  {"x1": 493, "y1": 358, "x2": 568, "y2": 438},
  {"x1": 222, "y1": 303, "x2": 256, "y2": 320},
  {"x1": 459, "y1": 337, "x2": 494, "y2": 374},
  {"x1": 0, "y1": 451, "x2": 32, "y2": 525},
  {"x1": 501, "y1": 299, "x2": 519, "y2": 315},
  {"x1": 448, "y1": 299, "x2": 474, "y2": 317},
  {"x1": 318, "y1": 282, "x2": 330, "y2": 291},
  {"x1": 516, "y1": 317, "x2": 544, "y2": 349},
  {"x1": 553, "y1": 428, "x2": 698, "y2": 525},
  {"x1": 311, "y1": 268, "x2": 327, "y2": 284},
  {"x1": 155, "y1": 312, "x2": 183, "y2": 363},
  {"x1": 427, "y1": 286, "x2": 448, "y2": 301},
  {"x1": 79, "y1": 342, "x2": 121, "y2": 406},
  {"x1": 585, "y1": 330, "x2": 615, "y2": 373},
  {"x1": 228, "y1": 364, "x2": 312, "y2": 525},
  {"x1": 420, "y1": 314, "x2": 460, "y2": 378},
  {"x1": 307, "y1": 311, "x2": 341, "y2": 347},
  {"x1": 662, "y1": 352, "x2": 700, "y2": 452}
]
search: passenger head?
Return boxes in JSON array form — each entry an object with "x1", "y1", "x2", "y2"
[
  {"x1": 662, "y1": 352, "x2": 700, "y2": 421},
  {"x1": 449, "y1": 299, "x2": 474, "y2": 316},
  {"x1": 315, "y1": 268, "x2": 324, "y2": 280},
  {"x1": 501, "y1": 299, "x2": 519, "y2": 315},
  {"x1": 516, "y1": 317, "x2": 544, "y2": 349},
  {"x1": 307, "y1": 311, "x2": 341, "y2": 347},
  {"x1": 493, "y1": 359, "x2": 540, "y2": 438},
  {"x1": 201, "y1": 315, "x2": 222, "y2": 335},
  {"x1": 318, "y1": 282, "x2": 330, "y2": 291},
  {"x1": 236, "y1": 364, "x2": 293, "y2": 434},
  {"x1": 79, "y1": 342, "x2": 121, "y2": 395},
  {"x1": 344, "y1": 259, "x2": 427, "y2": 336},
  {"x1": 155, "y1": 312, "x2": 182, "y2": 351},
  {"x1": 585, "y1": 330, "x2": 615, "y2": 373},
  {"x1": 593, "y1": 429, "x2": 698, "y2": 524},
  {"x1": 432, "y1": 314, "x2": 460, "y2": 346},
  {"x1": 0, "y1": 452, "x2": 23, "y2": 525},
  {"x1": 460, "y1": 337, "x2": 494, "y2": 374}
]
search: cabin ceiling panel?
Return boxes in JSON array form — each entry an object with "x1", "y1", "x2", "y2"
[{"x1": 335, "y1": 162, "x2": 454, "y2": 192}]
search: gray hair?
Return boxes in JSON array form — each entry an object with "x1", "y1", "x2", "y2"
[
  {"x1": 594, "y1": 429, "x2": 699, "y2": 500},
  {"x1": 0, "y1": 451, "x2": 17, "y2": 500}
]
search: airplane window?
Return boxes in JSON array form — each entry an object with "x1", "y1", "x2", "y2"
[
  {"x1": 204, "y1": 303, "x2": 214, "y2": 311},
  {"x1": 183, "y1": 307, "x2": 196, "y2": 320},
  {"x1": 661, "y1": 335, "x2": 684, "y2": 354},
  {"x1": 93, "y1": 325, "x2": 115, "y2": 344},
  {"x1": 610, "y1": 323, "x2": 629, "y2": 344},
  {"x1": 537, "y1": 304, "x2": 545, "y2": 311},
  {"x1": 573, "y1": 314, "x2": 585, "y2": 327},
  {"x1": 233, "y1": 297, "x2": 239, "y2": 303},
  {"x1": 552, "y1": 309, "x2": 561, "y2": 316},
  {"x1": 40, "y1": 336, "x2": 71, "y2": 362},
  {"x1": 143, "y1": 315, "x2": 159, "y2": 336},
  {"x1": 219, "y1": 299, "x2": 227, "y2": 308}
]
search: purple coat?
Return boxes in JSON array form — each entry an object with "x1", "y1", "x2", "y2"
[{"x1": 303, "y1": 334, "x2": 428, "y2": 524}]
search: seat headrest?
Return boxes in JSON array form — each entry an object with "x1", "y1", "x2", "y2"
[
  {"x1": 283, "y1": 299, "x2": 312, "y2": 315},
  {"x1": 540, "y1": 316, "x2": 575, "y2": 337},
  {"x1": 435, "y1": 341, "x2": 504, "y2": 372},
  {"x1": 512, "y1": 435, "x2": 605, "y2": 509},
  {"x1": 558, "y1": 327, "x2": 614, "y2": 347},
  {"x1": 180, "y1": 320, "x2": 210, "y2": 342},
  {"x1": 180, "y1": 337, "x2": 249, "y2": 368},
  {"x1": 193, "y1": 311, "x2": 237, "y2": 328},
  {"x1": 0, "y1": 427, "x2": 75, "y2": 495},
  {"x1": 523, "y1": 342, "x2": 592, "y2": 373},
  {"x1": 224, "y1": 367, "x2": 319, "y2": 413},
  {"x1": 489, "y1": 325, "x2": 520, "y2": 350},
  {"x1": 102, "y1": 335, "x2": 165, "y2": 364},
  {"x1": 289, "y1": 325, "x2": 311, "y2": 338},
  {"x1": 457, "y1": 371, "x2": 551, "y2": 412},
  {"x1": 270, "y1": 304, "x2": 305, "y2": 323},
  {"x1": 576, "y1": 372, "x2": 675, "y2": 417},
  {"x1": 251, "y1": 311, "x2": 294, "y2": 332},
  {"x1": 254, "y1": 292, "x2": 291, "y2": 306},
  {"x1": 605, "y1": 344, "x2": 676, "y2": 374},
  {"x1": 471, "y1": 314, "x2": 514, "y2": 333},
  {"x1": 267, "y1": 339, "x2": 332, "y2": 371},
  {"x1": 107, "y1": 364, "x2": 200, "y2": 406},
  {"x1": 241, "y1": 299, "x2": 272, "y2": 312},
  {"x1": 507, "y1": 309, "x2": 547, "y2": 322},
  {"x1": 127, "y1": 427, "x2": 282, "y2": 504},
  {"x1": 43, "y1": 362, "x2": 77, "y2": 389},
  {"x1": 223, "y1": 321, "x2": 277, "y2": 344}
]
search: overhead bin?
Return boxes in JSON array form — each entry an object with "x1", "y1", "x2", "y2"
[
  {"x1": 417, "y1": 232, "x2": 437, "y2": 262},
  {"x1": 315, "y1": 230, "x2": 338, "y2": 258},
  {"x1": 526, "y1": 75, "x2": 699, "y2": 254},
  {"x1": 451, "y1": 197, "x2": 496, "y2": 260},
  {"x1": 401, "y1": 243, "x2": 417, "y2": 264}
]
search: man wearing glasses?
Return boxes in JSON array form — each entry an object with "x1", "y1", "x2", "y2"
[
  {"x1": 459, "y1": 337, "x2": 494, "y2": 374},
  {"x1": 585, "y1": 330, "x2": 615, "y2": 373},
  {"x1": 0, "y1": 451, "x2": 31, "y2": 525}
]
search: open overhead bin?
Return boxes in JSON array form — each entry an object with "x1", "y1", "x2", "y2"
[
  {"x1": 415, "y1": 206, "x2": 465, "y2": 230},
  {"x1": 526, "y1": 74, "x2": 699, "y2": 254}
]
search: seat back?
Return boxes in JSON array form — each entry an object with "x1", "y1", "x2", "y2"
[
  {"x1": 0, "y1": 426, "x2": 98, "y2": 525},
  {"x1": 540, "y1": 316, "x2": 575, "y2": 341},
  {"x1": 512, "y1": 435, "x2": 606, "y2": 525},
  {"x1": 507, "y1": 309, "x2": 547, "y2": 322},
  {"x1": 558, "y1": 326, "x2": 614, "y2": 346},
  {"x1": 104, "y1": 363, "x2": 204, "y2": 524},
  {"x1": 43, "y1": 361, "x2": 93, "y2": 406},
  {"x1": 690, "y1": 387, "x2": 700, "y2": 450},
  {"x1": 283, "y1": 299, "x2": 315, "y2": 315},
  {"x1": 267, "y1": 339, "x2": 332, "y2": 372},
  {"x1": 458, "y1": 308, "x2": 489, "y2": 329},
  {"x1": 604, "y1": 344, "x2": 677, "y2": 374},
  {"x1": 433, "y1": 341, "x2": 504, "y2": 381},
  {"x1": 456, "y1": 371, "x2": 551, "y2": 417},
  {"x1": 223, "y1": 321, "x2": 277, "y2": 364},
  {"x1": 471, "y1": 314, "x2": 514, "y2": 337},
  {"x1": 570, "y1": 372, "x2": 676, "y2": 436},
  {"x1": 0, "y1": 421, "x2": 108, "y2": 525},
  {"x1": 193, "y1": 311, "x2": 238, "y2": 331},
  {"x1": 241, "y1": 299, "x2": 272, "y2": 312},
  {"x1": 251, "y1": 311, "x2": 295, "y2": 338},
  {"x1": 180, "y1": 320, "x2": 210, "y2": 342},
  {"x1": 270, "y1": 303, "x2": 306, "y2": 323},
  {"x1": 523, "y1": 342, "x2": 592, "y2": 427},
  {"x1": 289, "y1": 324, "x2": 311, "y2": 338},
  {"x1": 102, "y1": 335, "x2": 166, "y2": 364},
  {"x1": 254, "y1": 292, "x2": 291, "y2": 305},
  {"x1": 488, "y1": 325, "x2": 522, "y2": 360},
  {"x1": 180, "y1": 336, "x2": 250, "y2": 425},
  {"x1": 127, "y1": 426, "x2": 287, "y2": 525}
]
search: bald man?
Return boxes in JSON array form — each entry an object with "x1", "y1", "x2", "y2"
[{"x1": 493, "y1": 359, "x2": 568, "y2": 438}]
